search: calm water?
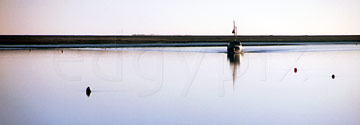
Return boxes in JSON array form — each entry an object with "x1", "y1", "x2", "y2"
[{"x1": 1, "y1": 45, "x2": 360, "y2": 124}]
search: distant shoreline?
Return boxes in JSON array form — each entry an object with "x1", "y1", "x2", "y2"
[{"x1": 0, "y1": 35, "x2": 359, "y2": 48}]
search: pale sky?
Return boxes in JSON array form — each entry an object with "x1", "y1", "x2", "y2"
[{"x1": 0, "y1": 0, "x2": 359, "y2": 35}]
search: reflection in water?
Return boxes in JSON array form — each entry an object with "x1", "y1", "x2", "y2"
[
  {"x1": 227, "y1": 52, "x2": 244, "y2": 89},
  {"x1": 86, "y1": 87, "x2": 91, "y2": 97}
]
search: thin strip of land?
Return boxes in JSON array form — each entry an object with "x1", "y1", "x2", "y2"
[{"x1": 0, "y1": 35, "x2": 359, "y2": 48}]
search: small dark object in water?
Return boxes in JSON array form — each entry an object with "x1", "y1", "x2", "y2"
[
  {"x1": 86, "y1": 87, "x2": 91, "y2": 97},
  {"x1": 332, "y1": 74, "x2": 335, "y2": 79},
  {"x1": 294, "y1": 67, "x2": 298, "y2": 73}
]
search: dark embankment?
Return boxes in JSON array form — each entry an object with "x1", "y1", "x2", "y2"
[{"x1": 0, "y1": 35, "x2": 359, "y2": 48}]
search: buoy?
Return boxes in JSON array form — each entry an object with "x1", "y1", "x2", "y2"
[
  {"x1": 294, "y1": 67, "x2": 298, "y2": 73},
  {"x1": 86, "y1": 87, "x2": 91, "y2": 97},
  {"x1": 332, "y1": 74, "x2": 335, "y2": 79}
]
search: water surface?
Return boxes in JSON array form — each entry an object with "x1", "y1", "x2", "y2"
[{"x1": 1, "y1": 45, "x2": 360, "y2": 124}]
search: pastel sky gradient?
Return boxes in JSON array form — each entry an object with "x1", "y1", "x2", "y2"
[{"x1": 0, "y1": 0, "x2": 359, "y2": 35}]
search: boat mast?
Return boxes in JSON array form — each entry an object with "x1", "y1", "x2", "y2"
[{"x1": 233, "y1": 21, "x2": 237, "y2": 41}]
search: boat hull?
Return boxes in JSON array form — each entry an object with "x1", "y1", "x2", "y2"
[{"x1": 227, "y1": 41, "x2": 244, "y2": 54}]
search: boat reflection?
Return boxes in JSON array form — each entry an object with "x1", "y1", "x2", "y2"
[{"x1": 227, "y1": 52, "x2": 244, "y2": 89}]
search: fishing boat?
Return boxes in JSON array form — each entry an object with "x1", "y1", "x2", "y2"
[{"x1": 227, "y1": 21, "x2": 244, "y2": 53}]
